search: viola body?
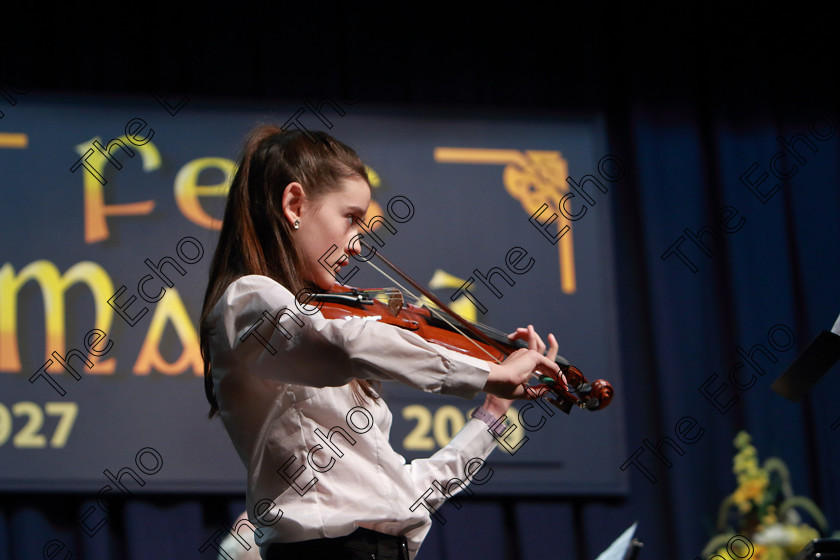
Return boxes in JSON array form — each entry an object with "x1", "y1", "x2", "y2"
[{"x1": 309, "y1": 285, "x2": 613, "y2": 413}]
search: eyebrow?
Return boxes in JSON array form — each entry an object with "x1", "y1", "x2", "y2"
[{"x1": 347, "y1": 205, "x2": 368, "y2": 216}]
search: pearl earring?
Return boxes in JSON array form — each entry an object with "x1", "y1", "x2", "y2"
[{"x1": 293, "y1": 219, "x2": 300, "y2": 230}]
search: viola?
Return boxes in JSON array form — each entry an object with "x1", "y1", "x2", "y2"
[{"x1": 309, "y1": 283, "x2": 613, "y2": 414}]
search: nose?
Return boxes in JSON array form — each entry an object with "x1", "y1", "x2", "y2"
[{"x1": 347, "y1": 233, "x2": 364, "y2": 257}]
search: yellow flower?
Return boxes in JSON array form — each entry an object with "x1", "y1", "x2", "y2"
[
  {"x1": 732, "y1": 475, "x2": 769, "y2": 512},
  {"x1": 733, "y1": 446, "x2": 760, "y2": 477},
  {"x1": 734, "y1": 430, "x2": 752, "y2": 449},
  {"x1": 761, "y1": 510, "x2": 778, "y2": 525},
  {"x1": 706, "y1": 431, "x2": 830, "y2": 560}
]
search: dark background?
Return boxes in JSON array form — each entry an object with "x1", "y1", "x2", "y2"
[{"x1": 2, "y1": 3, "x2": 839, "y2": 560}]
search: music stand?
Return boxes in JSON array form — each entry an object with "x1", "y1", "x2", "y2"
[
  {"x1": 771, "y1": 312, "x2": 840, "y2": 402},
  {"x1": 793, "y1": 537, "x2": 840, "y2": 559}
]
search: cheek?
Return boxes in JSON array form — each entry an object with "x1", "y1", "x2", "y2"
[
  {"x1": 307, "y1": 218, "x2": 346, "y2": 256},
  {"x1": 328, "y1": 218, "x2": 351, "y2": 245}
]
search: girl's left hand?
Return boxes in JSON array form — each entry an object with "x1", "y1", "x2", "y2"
[{"x1": 481, "y1": 325, "x2": 558, "y2": 418}]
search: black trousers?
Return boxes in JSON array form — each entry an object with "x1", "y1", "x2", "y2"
[{"x1": 263, "y1": 527, "x2": 410, "y2": 560}]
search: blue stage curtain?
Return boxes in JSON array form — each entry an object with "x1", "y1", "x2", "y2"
[{"x1": 587, "y1": 99, "x2": 840, "y2": 558}]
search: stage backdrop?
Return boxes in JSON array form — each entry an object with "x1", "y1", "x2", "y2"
[{"x1": 0, "y1": 93, "x2": 626, "y2": 495}]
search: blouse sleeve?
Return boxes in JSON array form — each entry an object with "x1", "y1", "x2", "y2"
[
  {"x1": 209, "y1": 275, "x2": 491, "y2": 399},
  {"x1": 402, "y1": 418, "x2": 500, "y2": 513}
]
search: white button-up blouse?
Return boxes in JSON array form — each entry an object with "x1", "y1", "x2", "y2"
[{"x1": 206, "y1": 275, "x2": 500, "y2": 559}]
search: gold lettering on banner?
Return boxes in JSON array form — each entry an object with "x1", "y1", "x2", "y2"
[
  {"x1": 133, "y1": 288, "x2": 202, "y2": 375},
  {"x1": 427, "y1": 269, "x2": 479, "y2": 322},
  {"x1": 74, "y1": 137, "x2": 160, "y2": 243},
  {"x1": 0, "y1": 261, "x2": 115, "y2": 372},
  {"x1": 433, "y1": 148, "x2": 576, "y2": 293},
  {"x1": 174, "y1": 157, "x2": 236, "y2": 229},
  {"x1": 0, "y1": 133, "x2": 28, "y2": 148},
  {"x1": 364, "y1": 165, "x2": 385, "y2": 227}
]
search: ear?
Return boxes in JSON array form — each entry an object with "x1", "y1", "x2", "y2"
[{"x1": 282, "y1": 182, "x2": 306, "y2": 227}]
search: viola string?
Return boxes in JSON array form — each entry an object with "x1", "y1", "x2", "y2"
[
  {"x1": 361, "y1": 259, "x2": 502, "y2": 364},
  {"x1": 354, "y1": 276, "x2": 535, "y2": 364}
]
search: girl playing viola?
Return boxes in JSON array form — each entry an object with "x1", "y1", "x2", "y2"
[{"x1": 199, "y1": 125, "x2": 561, "y2": 560}]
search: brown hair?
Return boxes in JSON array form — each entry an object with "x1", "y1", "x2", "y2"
[{"x1": 200, "y1": 125, "x2": 379, "y2": 418}]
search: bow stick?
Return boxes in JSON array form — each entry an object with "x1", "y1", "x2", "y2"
[{"x1": 355, "y1": 240, "x2": 612, "y2": 412}]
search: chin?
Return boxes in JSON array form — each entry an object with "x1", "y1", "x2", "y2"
[{"x1": 315, "y1": 275, "x2": 337, "y2": 291}]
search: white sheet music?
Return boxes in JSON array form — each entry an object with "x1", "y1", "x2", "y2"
[{"x1": 594, "y1": 521, "x2": 638, "y2": 560}]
